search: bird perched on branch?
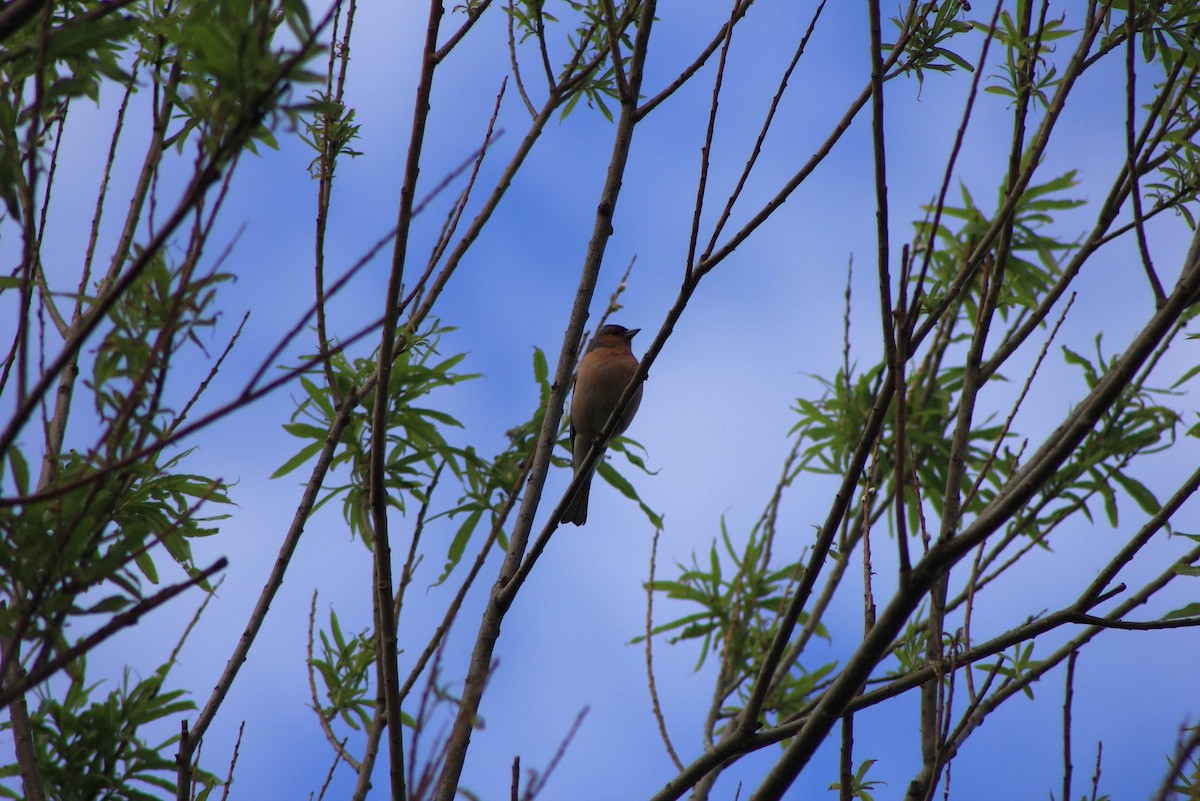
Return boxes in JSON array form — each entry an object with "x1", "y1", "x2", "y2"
[{"x1": 560, "y1": 324, "x2": 643, "y2": 526}]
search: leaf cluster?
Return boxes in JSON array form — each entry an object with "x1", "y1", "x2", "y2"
[{"x1": 0, "y1": 664, "x2": 218, "y2": 801}]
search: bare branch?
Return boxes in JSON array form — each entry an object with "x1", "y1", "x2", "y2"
[{"x1": 644, "y1": 526, "x2": 684, "y2": 770}]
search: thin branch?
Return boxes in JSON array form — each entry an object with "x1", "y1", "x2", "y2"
[
  {"x1": 866, "y1": 0, "x2": 896, "y2": 438},
  {"x1": 637, "y1": 0, "x2": 753, "y2": 119},
  {"x1": 683, "y1": 0, "x2": 738, "y2": 283},
  {"x1": 522, "y1": 707, "x2": 589, "y2": 800},
  {"x1": 179, "y1": 384, "x2": 359, "y2": 770},
  {"x1": 0, "y1": 4, "x2": 336, "y2": 464},
  {"x1": 598, "y1": 0, "x2": 628, "y2": 100},
  {"x1": 747, "y1": 222, "x2": 1200, "y2": 799},
  {"x1": 406, "y1": 81, "x2": 507, "y2": 317},
  {"x1": 435, "y1": 0, "x2": 492, "y2": 63},
  {"x1": 1124, "y1": 5, "x2": 1165, "y2": 306},
  {"x1": 906, "y1": 0, "x2": 1003, "y2": 334},
  {"x1": 506, "y1": 0, "x2": 537, "y2": 117},
  {"x1": 1062, "y1": 649, "x2": 1078, "y2": 801},
  {"x1": 0, "y1": 558, "x2": 227, "y2": 710},
  {"x1": 644, "y1": 526, "x2": 684, "y2": 770},
  {"x1": 368, "y1": 8, "x2": 451, "y2": 788},
  {"x1": 315, "y1": 736, "x2": 347, "y2": 801},
  {"x1": 909, "y1": 6, "x2": 1108, "y2": 356},
  {"x1": 216, "y1": 721, "x2": 245, "y2": 801},
  {"x1": 699, "y1": 0, "x2": 827, "y2": 267},
  {"x1": 432, "y1": 5, "x2": 660, "y2": 799},
  {"x1": 1149, "y1": 724, "x2": 1200, "y2": 801},
  {"x1": 307, "y1": 591, "x2": 361, "y2": 771},
  {"x1": 693, "y1": 5, "x2": 925, "y2": 281}
]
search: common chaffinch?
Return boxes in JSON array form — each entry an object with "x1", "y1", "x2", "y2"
[{"x1": 560, "y1": 324, "x2": 643, "y2": 526}]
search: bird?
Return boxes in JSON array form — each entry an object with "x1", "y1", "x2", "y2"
[{"x1": 560, "y1": 324, "x2": 643, "y2": 526}]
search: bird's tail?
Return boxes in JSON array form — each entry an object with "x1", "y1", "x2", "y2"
[
  {"x1": 560, "y1": 451, "x2": 600, "y2": 526},
  {"x1": 559, "y1": 478, "x2": 590, "y2": 526}
]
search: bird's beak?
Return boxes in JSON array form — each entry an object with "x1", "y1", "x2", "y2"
[{"x1": 625, "y1": 328, "x2": 641, "y2": 340}]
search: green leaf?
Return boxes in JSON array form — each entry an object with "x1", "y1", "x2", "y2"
[
  {"x1": 284, "y1": 422, "x2": 330, "y2": 440},
  {"x1": 6, "y1": 445, "x2": 29, "y2": 496},
  {"x1": 134, "y1": 549, "x2": 160, "y2": 584},
  {"x1": 272, "y1": 440, "x2": 325, "y2": 478},
  {"x1": 436, "y1": 508, "x2": 483, "y2": 585},
  {"x1": 1163, "y1": 601, "x2": 1200, "y2": 620},
  {"x1": 1110, "y1": 472, "x2": 1160, "y2": 516},
  {"x1": 1171, "y1": 361, "x2": 1200, "y2": 389},
  {"x1": 532, "y1": 346, "x2": 549, "y2": 387}
]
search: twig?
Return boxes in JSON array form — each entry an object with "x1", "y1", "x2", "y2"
[
  {"x1": 598, "y1": 0, "x2": 628, "y2": 100},
  {"x1": 1062, "y1": 649, "x2": 1078, "y2": 801},
  {"x1": 406, "y1": 81, "x2": 508, "y2": 316},
  {"x1": 394, "y1": 462, "x2": 443, "y2": 620},
  {"x1": 838, "y1": 714, "x2": 853, "y2": 801},
  {"x1": 1123, "y1": 3, "x2": 1165, "y2": 306},
  {"x1": 961, "y1": 293, "x2": 1075, "y2": 514},
  {"x1": 523, "y1": 707, "x2": 590, "y2": 800},
  {"x1": 435, "y1": 0, "x2": 492, "y2": 63},
  {"x1": 1065, "y1": 613, "x2": 1200, "y2": 631},
  {"x1": 700, "y1": 0, "x2": 827, "y2": 265},
  {"x1": 307, "y1": 590, "x2": 361, "y2": 771},
  {"x1": 0, "y1": 304, "x2": 382, "y2": 510},
  {"x1": 217, "y1": 721, "x2": 245, "y2": 801},
  {"x1": 315, "y1": 736, "x2": 347, "y2": 801},
  {"x1": 683, "y1": 0, "x2": 738, "y2": 284},
  {"x1": 313, "y1": 0, "x2": 355, "y2": 401},
  {"x1": 637, "y1": 0, "x2": 753, "y2": 119},
  {"x1": 644, "y1": 526, "x2": 684, "y2": 770},
  {"x1": 1089, "y1": 742, "x2": 1103, "y2": 801},
  {"x1": 506, "y1": 0, "x2": 537, "y2": 117},
  {"x1": 179, "y1": 385, "x2": 360, "y2": 779},
  {"x1": 399, "y1": 456, "x2": 528, "y2": 701},
  {"x1": 692, "y1": 2, "x2": 925, "y2": 282},
  {"x1": 0, "y1": 2, "x2": 337, "y2": 463},
  {"x1": 909, "y1": 4, "x2": 1107, "y2": 356}
]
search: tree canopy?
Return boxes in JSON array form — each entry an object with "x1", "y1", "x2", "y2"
[{"x1": 2, "y1": 1, "x2": 1200, "y2": 800}]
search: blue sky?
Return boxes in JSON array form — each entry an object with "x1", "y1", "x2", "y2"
[{"x1": 4, "y1": 1, "x2": 1200, "y2": 799}]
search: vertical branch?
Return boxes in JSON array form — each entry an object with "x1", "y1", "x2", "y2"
[
  {"x1": 432, "y1": 4, "x2": 658, "y2": 799},
  {"x1": 3, "y1": 649, "x2": 46, "y2": 801},
  {"x1": 725, "y1": 5, "x2": 948, "y2": 756},
  {"x1": 369, "y1": 2, "x2": 445, "y2": 796},
  {"x1": 838, "y1": 716, "x2": 854, "y2": 801},
  {"x1": 866, "y1": 0, "x2": 896, "y2": 408},
  {"x1": 645, "y1": 527, "x2": 684, "y2": 770},
  {"x1": 1149, "y1": 725, "x2": 1200, "y2": 801},
  {"x1": 14, "y1": 0, "x2": 54, "y2": 407},
  {"x1": 684, "y1": 0, "x2": 738, "y2": 282},
  {"x1": 9, "y1": 8, "x2": 85, "y2": 800},
  {"x1": 842, "y1": 436, "x2": 881, "y2": 801},
  {"x1": 598, "y1": 0, "x2": 628, "y2": 99},
  {"x1": 893, "y1": 246, "x2": 912, "y2": 579},
  {"x1": 1123, "y1": 0, "x2": 1164, "y2": 306},
  {"x1": 314, "y1": 0, "x2": 357, "y2": 400},
  {"x1": 915, "y1": 1, "x2": 1049, "y2": 790},
  {"x1": 907, "y1": 0, "x2": 1002, "y2": 329},
  {"x1": 1062, "y1": 649, "x2": 1078, "y2": 801}
]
